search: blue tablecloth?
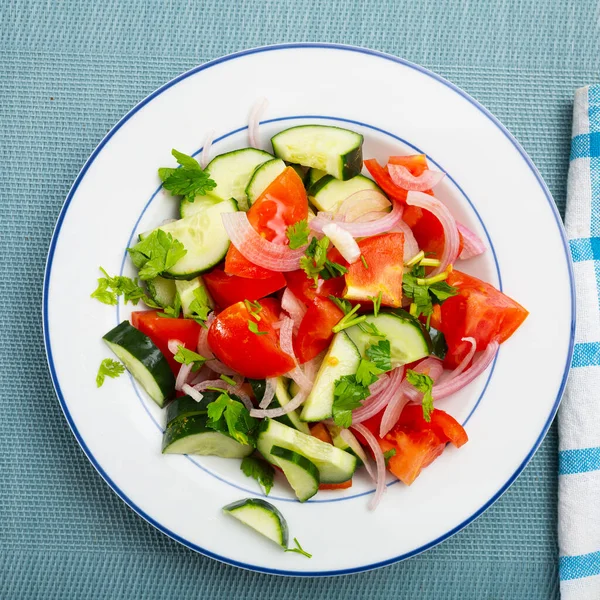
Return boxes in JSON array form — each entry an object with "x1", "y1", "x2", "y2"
[{"x1": 2, "y1": 1, "x2": 598, "y2": 597}]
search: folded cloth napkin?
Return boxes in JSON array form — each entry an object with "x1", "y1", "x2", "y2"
[{"x1": 559, "y1": 85, "x2": 600, "y2": 599}]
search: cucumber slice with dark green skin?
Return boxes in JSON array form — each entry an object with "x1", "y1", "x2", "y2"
[
  {"x1": 287, "y1": 163, "x2": 310, "y2": 184},
  {"x1": 307, "y1": 168, "x2": 327, "y2": 187},
  {"x1": 179, "y1": 192, "x2": 222, "y2": 219},
  {"x1": 165, "y1": 392, "x2": 216, "y2": 427},
  {"x1": 162, "y1": 413, "x2": 253, "y2": 458},
  {"x1": 257, "y1": 418, "x2": 356, "y2": 484},
  {"x1": 270, "y1": 445, "x2": 320, "y2": 502},
  {"x1": 249, "y1": 378, "x2": 310, "y2": 435},
  {"x1": 346, "y1": 309, "x2": 432, "y2": 368},
  {"x1": 174, "y1": 276, "x2": 214, "y2": 318},
  {"x1": 300, "y1": 332, "x2": 361, "y2": 422},
  {"x1": 223, "y1": 498, "x2": 289, "y2": 547},
  {"x1": 245, "y1": 158, "x2": 286, "y2": 205},
  {"x1": 103, "y1": 321, "x2": 175, "y2": 407},
  {"x1": 326, "y1": 424, "x2": 364, "y2": 467},
  {"x1": 145, "y1": 198, "x2": 238, "y2": 280},
  {"x1": 206, "y1": 148, "x2": 273, "y2": 211},
  {"x1": 146, "y1": 276, "x2": 177, "y2": 308},
  {"x1": 271, "y1": 125, "x2": 363, "y2": 180},
  {"x1": 308, "y1": 174, "x2": 384, "y2": 213}
]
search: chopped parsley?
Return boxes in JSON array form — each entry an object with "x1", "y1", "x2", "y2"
[
  {"x1": 158, "y1": 149, "x2": 216, "y2": 202},
  {"x1": 405, "y1": 369, "x2": 435, "y2": 422},
  {"x1": 206, "y1": 392, "x2": 258, "y2": 447},
  {"x1": 328, "y1": 295, "x2": 352, "y2": 315},
  {"x1": 285, "y1": 537, "x2": 312, "y2": 559},
  {"x1": 286, "y1": 219, "x2": 310, "y2": 249},
  {"x1": 331, "y1": 374, "x2": 371, "y2": 428},
  {"x1": 244, "y1": 299, "x2": 263, "y2": 321},
  {"x1": 402, "y1": 263, "x2": 458, "y2": 318},
  {"x1": 300, "y1": 236, "x2": 347, "y2": 286},
  {"x1": 357, "y1": 321, "x2": 386, "y2": 338},
  {"x1": 368, "y1": 290, "x2": 383, "y2": 317},
  {"x1": 240, "y1": 456, "x2": 275, "y2": 495},
  {"x1": 91, "y1": 267, "x2": 160, "y2": 307},
  {"x1": 96, "y1": 358, "x2": 125, "y2": 388},
  {"x1": 128, "y1": 230, "x2": 187, "y2": 281},
  {"x1": 383, "y1": 448, "x2": 396, "y2": 466},
  {"x1": 431, "y1": 331, "x2": 448, "y2": 360},
  {"x1": 220, "y1": 374, "x2": 237, "y2": 386},
  {"x1": 157, "y1": 293, "x2": 181, "y2": 319},
  {"x1": 248, "y1": 320, "x2": 268, "y2": 336},
  {"x1": 189, "y1": 286, "x2": 212, "y2": 326},
  {"x1": 366, "y1": 339, "x2": 392, "y2": 372},
  {"x1": 332, "y1": 303, "x2": 366, "y2": 333},
  {"x1": 360, "y1": 255, "x2": 369, "y2": 269},
  {"x1": 173, "y1": 345, "x2": 206, "y2": 371}
]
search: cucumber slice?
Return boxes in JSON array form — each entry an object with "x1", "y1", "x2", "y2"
[
  {"x1": 346, "y1": 310, "x2": 432, "y2": 368},
  {"x1": 245, "y1": 158, "x2": 286, "y2": 205},
  {"x1": 308, "y1": 174, "x2": 383, "y2": 213},
  {"x1": 288, "y1": 379, "x2": 301, "y2": 398},
  {"x1": 307, "y1": 168, "x2": 327, "y2": 187},
  {"x1": 103, "y1": 321, "x2": 175, "y2": 407},
  {"x1": 250, "y1": 378, "x2": 310, "y2": 435},
  {"x1": 162, "y1": 413, "x2": 253, "y2": 458},
  {"x1": 146, "y1": 276, "x2": 177, "y2": 308},
  {"x1": 271, "y1": 125, "x2": 363, "y2": 180},
  {"x1": 179, "y1": 192, "x2": 222, "y2": 219},
  {"x1": 326, "y1": 424, "x2": 364, "y2": 467},
  {"x1": 206, "y1": 148, "x2": 273, "y2": 211},
  {"x1": 223, "y1": 498, "x2": 289, "y2": 548},
  {"x1": 257, "y1": 419, "x2": 356, "y2": 484},
  {"x1": 300, "y1": 332, "x2": 361, "y2": 422},
  {"x1": 165, "y1": 392, "x2": 219, "y2": 427},
  {"x1": 174, "y1": 277, "x2": 214, "y2": 318},
  {"x1": 270, "y1": 445, "x2": 320, "y2": 502},
  {"x1": 288, "y1": 163, "x2": 309, "y2": 184},
  {"x1": 145, "y1": 198, "x2": 237, "y2": 279}
]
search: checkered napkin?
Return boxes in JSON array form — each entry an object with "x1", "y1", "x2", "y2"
[{"x1": 558, "y1": 85, "x2": 600, "y2": 599}]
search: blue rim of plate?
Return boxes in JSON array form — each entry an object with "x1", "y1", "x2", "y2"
[
  {"x1": 42, "y1": 43, "x2": 576, "y2": 577},
  {"x1": 116, "y1": 113, "x2": 502, "y2": 502}
]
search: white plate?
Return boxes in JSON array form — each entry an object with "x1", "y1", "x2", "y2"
[{"x1": 43, "y1": 44, "x2": 574, "y2": 576}]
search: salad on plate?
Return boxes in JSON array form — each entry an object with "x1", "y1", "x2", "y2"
[{"x1": 92, "y1": 117, "x2": 528, "y2": 551}]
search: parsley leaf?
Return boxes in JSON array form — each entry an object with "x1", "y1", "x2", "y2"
[
  {"x1": 244, "y1": 299, "x2": 263, "y2": 321},
  {"x1": 158, "y1": 149, "x2": 216, "y2": 202},
  {"x1": 173, "y1": 345, "x2": 206, "y2": 371},
  {"x1": 431, "y1": 331, "x2": 448, "y2": 360},
  {"x1": 300, "y1": 236, "x2": 347, "y2": 285},
  {"x1": 240, "y1": 456, "x2": 275, "y2": 495},
  {"x1": 248, "y1": 320, "x2": 268, "y2": 336},
  {"x1": 96, "y1": 358, "x2": 125, "y2": 387},
  {"x1": 158, "y1": 293, "x2": 181, "y2": 319},
  {"x1": 328, "y1": 295, "x2": 352, "y2": 314},
  {"x1": 286, "y1": 219, "x2": 310, "y2": 249},
  {"x1": 128, "y1": 230, "x2": 187, "y2": 281},
  {"x1": 368, "y1": 290, "x2": 383, "y2": 317},
  {"x1": 332, "y1": 375, "x2": 371, "y2": 428},
  {"x1": 402, "y1": 265, "x2": 458, "y2": 318},
  {"x1": 206, "y1": 392, "x2": 258, "y2": 446},
  {"x1": 429, "y1": 281, "x2": 459, "y2": 303},
  {"x1": 366, "y1": 339, "x2": 392, "y2": 372},
  {"x1": 355, "y1": 359, "x2": 383, "y2": 387},
  {"x1": 383, "y1": 448, "x2": 396, "y2": 466},
  {"x1": 360, "y1": 254, "x2": 369, "y2": 269},
  {"x1": 357, "y1": 321, "x2": 387, "y2": 338},
  {"x1": 189, "y1": 286, "x2": 212, "y2": 325},
  {"x1": 285, "y1": 537, "x2": 312, "y2": 559},
  {"x1": 91, "y1": 267, "x2": 160, "y2": 308},
  {"x1": 405, "y1": 369, "x2": 435, "y2": 422}
]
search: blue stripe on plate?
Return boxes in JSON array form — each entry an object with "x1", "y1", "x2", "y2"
[
  {"x1": 560, "y1": 550, "x2": 600, "y2": 581},
  {"x1": 559, "y1": 446, "x2": 600, "y2": 475},
  {"x1": 571, "y1": 342, "x2": 600, "y2": 367}
]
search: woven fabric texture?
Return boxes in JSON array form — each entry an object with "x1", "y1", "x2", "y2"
[{"x1": 2, "y1": 0, "x2": 599, "y2": 598}]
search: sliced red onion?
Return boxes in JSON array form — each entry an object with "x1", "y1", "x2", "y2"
[
  {"x1": 200, "y1": 129, "x2": 215, "y2": 169},
  {"x1": 168, "y1": 339, "x2": 184, "y2": 355},
  {"x1": 250, "y1": 389, "x2": 308, "y2": 418},
  {"x1": 340, "y1": 428, "x2": 375, "y2": 481},
  {"x1": 310, "y1": 200, "x2": 403, "y2": 238},
  {"x1": 281, "y1": 288, "x2": 307, "y2": 331},
  {"x1": 271, "y1": 320, "x2": 283, "y2": 330},
  {"x1": 279, "y1": 316, "x2": 313, "y2": 391},
  {"x1": 353, "y1": 210, "x2": 389, "y2": 223},
  {"x1": 388, "y1": 164, "x2": 445, "y2": 192},
  {"x1": 181, "y1": 383, "x2": 204, "y2": 403},
  {"x1": 352, "y1": 368, "x2": 404, "y2": 424},
  {"x1": 259, "y1": 377, "x2": 278, "y2": 409},
  {"x1": 206, "y1": 358, "x2": 237, "y2": 377},
  {"x1": 193, "y1": 379, "x2": 253, "y2": 411},
  {"x1": 351, "y1": 423, "x2": 387, "y2": 511},
  {"x1": 339, "y1": 189, "x2": 391, "y2": 222},
  {"x1": 222, "y1": 212, "x2": 306, "y2": 271},
  {"x1": 390, "y1": 220, "x2": 419, "y2": 262},
  {"x1": 189, "y1": 365, "x2": 212, "y2": 386},
  {"x1": 175, "y1": 362, "x2": 193, "y2": 391},
  {"x1": 406, "y1": 191, "x2": 459, "y2": 275},
  {"x1": 197, "y1": 313, "x2": 216, "y2": 359},
  {"x1": 437, "y1": 337, "x2": 477, "y2": 384},
  {"x1": 322, "y1": 222, "x2": 361, "y2": 264},
  {"x1": 457, "y1": 222, "x2": 486, "y2": 260},
  {"x1": 302, "y1": 351, "x2": 325, "y2": 384},
  {"x1": 248, "y1": 97, "x2": 268, "y2": 149},
  {"x1": 433, "y1": 341, "x2": 499, "y2": 401},
  {"x1": 401, "y1": 357, "x2": 444, "y2": 402}
]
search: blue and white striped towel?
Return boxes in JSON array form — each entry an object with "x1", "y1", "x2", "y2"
[{"x1": 559, "y1": 85, "x2": 600, "y2": 599}]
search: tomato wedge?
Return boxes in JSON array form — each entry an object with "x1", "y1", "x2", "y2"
[
  {"x1": 207, "y1": 298, "x2": 295, "y2": 379},
  {"x1": 309, "y1": 424, "x2": 353, "y2": 490},
  {"x1": 284, "y1": 269, "x2": 345, "y2": 305},
  {"x1": 364, "y1": 159, "x2": 408, "y2": 203},
  {"x1": 131, "y1": 311, "x2": 201, "y2": 375},
  {"x1": 225, "y1": 167, "x2": 309, "y2": 278},
  {"x1": 438, "y1": 270, "x2": 529, "y2": 368},
  {"x1": 203, "y1": 268, "x2": 286, "y2": 309},
  {"x1": 295, "y1": 297, "x2": 344, "y2": 364},
  {"x1": 344, "y1": 233, "x2": 405, "y2": 307},
  {"x1": 387, "y1": 154, "x2": 429, "y2": 174}
]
